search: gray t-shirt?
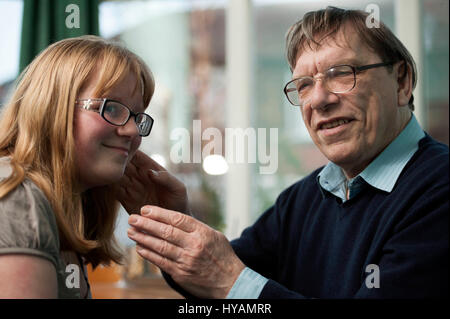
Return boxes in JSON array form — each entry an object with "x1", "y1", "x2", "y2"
[{"x1": 0, "y1": 157, "x2": 91, "y2": 298}]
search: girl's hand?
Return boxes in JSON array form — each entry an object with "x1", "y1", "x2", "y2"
[{"x1": 117, "y1": 151, "x2": 190, "y2": 215}]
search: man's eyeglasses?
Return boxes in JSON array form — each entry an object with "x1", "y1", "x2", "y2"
[
  {"x1": 283, "y1": 62, "x2": 395, "y2": 107},
  {"x1": 75, "y1": 98, "x2": 154, "y2": 137}
]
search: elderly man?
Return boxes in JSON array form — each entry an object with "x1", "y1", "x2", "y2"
[{"x1": 119, "y1": 7, "x2": 448, "y2": 298}]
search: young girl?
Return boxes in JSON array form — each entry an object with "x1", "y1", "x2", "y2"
[{"x1": 0, "y1": 35, "x2": 155, "y2": 298}]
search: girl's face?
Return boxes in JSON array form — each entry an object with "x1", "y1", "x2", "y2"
[{"x1": 74, "y1": 71, "x2": 144, "y2": 191}]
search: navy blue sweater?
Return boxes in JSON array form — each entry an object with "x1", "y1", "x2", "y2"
[
  {"x1": 231, "y1": 134, "x2": 448, "y2": 298},
  {"x1": 164, "y1": 135, "x2": 448, "y2": 298}
]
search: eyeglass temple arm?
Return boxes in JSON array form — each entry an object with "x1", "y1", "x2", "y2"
[
  {"x1": 75, "y1": 99, "x2": 105, "y2": 111},
  {"x1": 355, "y1": 61, "x2": 395, "y2": 72}
]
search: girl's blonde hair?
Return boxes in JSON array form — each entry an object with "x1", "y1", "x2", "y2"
[{"x1": 0, "y1": 35, "x2": 155, "y2": 268}]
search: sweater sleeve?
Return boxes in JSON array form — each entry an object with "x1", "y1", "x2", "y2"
[{"x1": 230, "y1": 212, "x2": 311, "y2": 299}]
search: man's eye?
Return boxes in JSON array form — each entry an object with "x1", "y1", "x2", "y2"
[
  {"x1": 297, "y1": 82, "x2": 311, "y2": 92},
  {"x1": 329, "y1": 69, "x2": 353, "y2": 77}
]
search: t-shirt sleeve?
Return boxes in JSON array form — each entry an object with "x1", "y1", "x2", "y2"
[{"x1": 0, "y1": 179, "x2": 60, "y2": 270}]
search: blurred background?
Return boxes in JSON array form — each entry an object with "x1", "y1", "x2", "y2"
[{"x1": 0, "y1": 0, "x2": 448, "y2": 298}]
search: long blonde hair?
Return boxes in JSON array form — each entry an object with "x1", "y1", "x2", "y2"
[{"x1": 0, "y1": 35, "x2": 155, "y2": 268}]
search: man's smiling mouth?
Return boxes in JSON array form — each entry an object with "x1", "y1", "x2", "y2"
[
  {"x1": 321, "y1": 119, "x2": 351, "y2": 129},
  {"x1": 318, "y1": 118, "x2": 354, "y2": 130}
]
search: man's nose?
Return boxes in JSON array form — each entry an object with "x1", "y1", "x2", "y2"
[{"x1": 309, "y1": 79, "x2": 339, "y2": 111}]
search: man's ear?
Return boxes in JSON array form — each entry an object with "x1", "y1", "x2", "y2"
[{"x1": 396, "y1": 61, "x2": 413, "y2": 107}]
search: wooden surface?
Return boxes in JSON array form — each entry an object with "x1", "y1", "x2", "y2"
[{"x1": 90, "y1": 276, "x2": 184, "y2": 299}]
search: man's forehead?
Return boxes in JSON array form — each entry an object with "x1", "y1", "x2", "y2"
[
  {"x1": 293, "y1": 27, "x2": 370, "y2": 75},
  {"x1": 295, "y1": 42, "x2": 360, "y2": 66}
]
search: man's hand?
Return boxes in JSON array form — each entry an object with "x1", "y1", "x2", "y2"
[
  {"x1": 127, "y1": 205, "x2": 246, "y2": 299},
  {"x1": 116, "y1": 151, "x2": 189, "y2": 215}
]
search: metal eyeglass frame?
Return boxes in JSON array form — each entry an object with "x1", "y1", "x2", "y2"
[{"x1": 283, "y1": 61, "x2": 395, "y2": 106}]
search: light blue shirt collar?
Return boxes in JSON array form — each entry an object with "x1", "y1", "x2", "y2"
[{"x1": 317, "y1": 114, "x2": 425, "y2": 201}]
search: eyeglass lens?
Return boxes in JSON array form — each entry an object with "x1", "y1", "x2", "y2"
[
  {"x1": 102, "y1": 100, "x2": 153, "y2": 136},
  {"x1": 103, "y1": 100, "x2": 130, "y2": 125},
  {"x1": 286, "y1": 65, "x2": 355, "y2": 106}
]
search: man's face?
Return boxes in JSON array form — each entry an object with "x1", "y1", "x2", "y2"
[{"x1": 293, "y1": 26, "x2": 410, "y2": 178}]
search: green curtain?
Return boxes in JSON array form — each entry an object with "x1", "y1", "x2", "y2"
[{"x1": 19, "y1": 0, "x2": 99, "y2": 73}]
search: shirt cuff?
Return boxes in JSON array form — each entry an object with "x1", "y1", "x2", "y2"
[{"x1": 226, "y1": 267, "x2": 269, "y2": 299}]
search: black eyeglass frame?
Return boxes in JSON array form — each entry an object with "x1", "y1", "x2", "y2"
[
  {"x1": 75, "y1": 98, "x2": 154, "y2": 137},
  {"x1": 283, "y1": 61, "x2": 396, "y2": 106}
]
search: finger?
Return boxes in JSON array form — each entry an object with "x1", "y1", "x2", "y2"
[
  {"x1": 125, "y1": 161, "x2": 165, "y2": 196},
  {"x1": 127, "y1": 152, "x2": 184, "y2": 192},
  {"x1": 131, "y1": 150, "x2": 167, "y2": 172},
  {"x1": 123, "y1": 165, "x2": 136, "y2": 181},
  {"x1": 120, "y1": 170, "x2": 137, "y2": 191},
  {"x1": 147, "y1": 169, "x2": 186, "y2": 193},
  {"x1": 140, "y1": 206, "x2": 196, "y2": 233},
  {"x1": 124, "y1": 160, "x2": 146, "y2": 184},
  {"x1": 116, "y1": 185, "x2": 128, "y2": 202},
  {"x1": 128, "y1": 214, "x2": 190, "y2": 247},
  {"x1": 120, "y1": 172, "x2": 161, "y2": 206},
  {"x1": 122, "y1": 162, "x2": 156, "y2": 193},
  {"x1": 121, "y1": 182, "x2": 144, "y2": 203},
  {"x1": 125, "y1": 169, "x2": 151, "y2": 191},
  {"x1": 135, "y1": 244, "x2": 179, "y2": 276},
  {"x1": 125, "y1": 153, "x2": 153, "y2": 180},
  {"x1": 128, "y1": 228, "x2": 183, "y2": 261},
  {"x1": 117, "y1": 186, "x2": 142, "y2": 213},
  {"x1": 118, "y1": 173, "x2": 135, "y2": 190}
]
